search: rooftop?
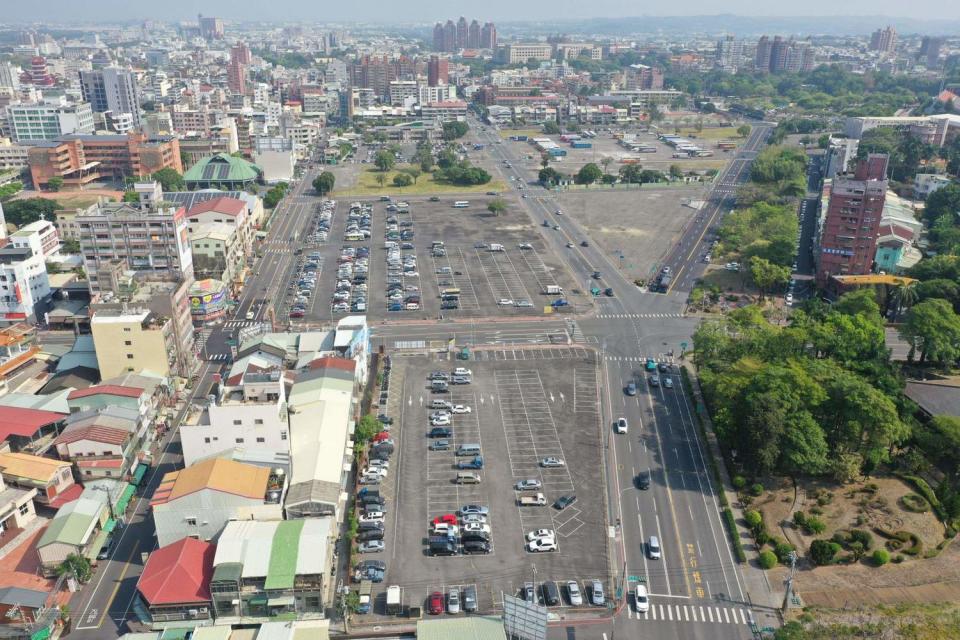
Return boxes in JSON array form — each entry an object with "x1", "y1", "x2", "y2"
[
  {"x1": 212, "y1": 519, "x2": 332, "y2": 583},
  {"x1": 186, "y1": 196, "x2": 246, "y2": 217},
  {"x1": 183, "y1": 154, "x2": 261, "y2": 183},
  {"x1": 0, "y1": 407, "x2": 67, "y2": 442},
  {"x1": 150, "y1": 458, "x2": 270, "y2": 506},
  {"x1": 37, "y1": 497, "x2": 104, "y2": 548},
  {"x1": 0, "y1": 451, "x2": 70, "y2": 482},
  {"x1": 137, "y1": 537, "x2": 215, "y2": 606}
]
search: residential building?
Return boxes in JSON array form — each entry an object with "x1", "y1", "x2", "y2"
[
  {"x1": 189, "y1": 224, "x2": 244, "y2": 288},
  {"x1": 185, "y1": 195, "x2": 254, "y2": 258},
  {"x1": 870, "y1": 26, "x2": 897, "y2": 54},
  {"x1": 150, "y1": 457, "x2": 285, "y2": 547},
  {"x1": 914, "y1": 173, "x2": 953, "y2": 200},
  {"x1": 480, "y1": 23, "x2": 497, "y2": 49},
  {"x1": 79, "y1": 67, "x2": 142, "y2": 131},
  {"x1": 457, "y1": 17, "x2": 468, "y2": 49},
  {"x1": 623, "y1": 65, "x2": 664, "y2": 91},
  {"x1": 755, "y1": 36, "x2": 772, "y2": 73},
  {"x1": 183, "y1": 153, "x2": 262, "y2": 190},
  {"x1": 816, "y1": 154, "x2": 890, "y2": 287},
  {"x1": 419, "y1": 84, "x2": 456, "y2": 104},
  {"x1": 27, "y1": 132, "x2": 182, "y2": 190},
  {"x1": 501, "y1": 44, "x2": 553, "y2": 64},
  {"x1": 0, "y1": 220, "x2": 59, "y2": 323},
  {"x1": 919, "y1": 36, "x2": 943, "y2": 68},
  {"x1": 0, "y1": 451, "x2": 75, "y2": 508},
  {"x1": 388, "y1": 80, "x2": 418, "y2": 105},
  {"x1": 420, "y1": 100, "x2": 468, "y2": 122},
  {"x1": 90, "y1": 307, "x2": 178, "y2": 379},
  {"x1": 35, "y1": 496, "x2": 107, "y2": 575},
  {"x1": 227, "y1": 58, "x2": 246, "y2": 96},
  {"x1": 180, "y1": 367, "x2": 288, "y2": 468},
  {"x1": 210, "y1": 519, "x2": 332, "y2": 622},
  {"x1": 187, "y1": 278, "x2": 230, "y2": 325},
  {"x1": 468, "y1": 20, "x2": 481, "y2": 49},
  {"x1": 0, "y1": 324, "x2": 40, "y2": 394},
  {"x1": 54, "y1": 405, "x2": 143, "y2": 481},
  {"x1": 0, "y1": 138, "x2": 29, "y2": 171},
  {"x1": 136, "y1": 537, "x2": 215, "y2": 628},
  {"x1": 0, "y1": 406, "x2": 67, "y2": 454},
  {"x1": 6, "y1": 99, "x2": 95, "y2": 142},
  {"x1": 0, "y1": 587, "x2": 52, "y2": 630},
  {"x1": 427, "y1": 56, "x2": 448, "y2": 87},
  {"x1": 170, "y1": 107, "x2": 226, "y2": 136},
  {"x1": 77, "y1": 196, "x2": 193, "y2": 289},
  {"x1": 161, "y1": 189, "x2": 265, "y2": 232},
  {"x1": 0, "y1": 469, "x2": 38, "y2": 540},
  {"x1": 198, "y1": 15, "x2": 224, "y2": 40},
  {"x1": 285, "y1": 357, "x2": 356, "y2": 520},
  {"x1": 252, "y1": 136, "x2": 295, "y2": 183},
  {"x1": 715, "y1": 35, "x2": 744, "y2": 73}
]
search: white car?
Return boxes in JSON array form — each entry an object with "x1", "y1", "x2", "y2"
[
  {"x1": 461, "y1": 513, "x2": 488, "y2": 524},
  {"x1": 498, "y1": 299, "x2": 514, "y2": 306},
  {"x1": 516, "y1": 479, "x2": 542, "y2": 491},
  {"x1": 433, "y1": 523, "x2": 459, "y2": 536},
  {"x1": 453, "y1": 368, "x2": 472, "y2": 376},
  {"x1": 528, "y1": 538, "x2": 558, "y2": 553},
  {"x1": 614, "y1": 418, "x2": 628, "y2": 434},
  {"x1": 516, "y1": 300, "x2": 534, "y2": 307},
  {"x1": 540, "y1": 457, "x2": 565, "y2": 468},
  {"x1": 463, "y1": 522, "x2": 491, "y2": 534},
  {"x1": 633, "y1": 585, "x2": 650, "y2": 613},
  {"x1": 567, "y1": 581, "x2": 583, "y2": 606},
  {"x1": 367, "y1": 459, "x2": 389, "y2": 469},
  {"x1": 526, "y1": 529, "x2": 556, "y2": 542},
  {"x1": 451, "y1": 405, "x2": 471, "y2": 414},
  {"x1": 430, "y1": 415, "x2": 451, "y2": 426},
  {"x1": 358, "y1": 540, "x2": 385, "y2": 553},
  {"x1": 361, "y1": 466, "x2": 387, "y2": 477},
  {"x1": 359, "y1": 512, "x2": 384, "y2": 524}
]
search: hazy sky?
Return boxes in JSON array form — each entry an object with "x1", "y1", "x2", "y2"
[{"x1": 7, "y1": 0, "x2": 960, "y2": 23}]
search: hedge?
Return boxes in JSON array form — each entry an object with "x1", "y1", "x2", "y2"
[
  {"x1": 723, "y1": 508, "x2": 746, "y2": 562},
  {"x1": 899, "y1": 474, "x2": 946, "y2": 522}
]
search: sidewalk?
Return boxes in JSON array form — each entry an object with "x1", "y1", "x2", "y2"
[{"x1": 682, "y1": 363, "x2": 783, "y2": 631}]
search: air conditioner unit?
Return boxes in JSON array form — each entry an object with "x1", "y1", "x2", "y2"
[{"x1": 199, "y1": 607, "x2": 208, "y2": 613}]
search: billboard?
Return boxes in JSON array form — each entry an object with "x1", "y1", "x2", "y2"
[
  {"x1": 189, "y1": 279, "x2": 228, "y2": 319},
  {"x1": 502, "y1": 594, "x2": 547, "y2": 640}
]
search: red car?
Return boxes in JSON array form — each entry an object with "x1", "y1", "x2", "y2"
[
  {"x1": 373, "y1": 432, "x2": 391, "y2": 443},
  {"x1": 429, "y1": 591, "x2": 444, "y2": 615},
  {"x1": 431, "y1": 514, "x2": 457, "y2": 527}
]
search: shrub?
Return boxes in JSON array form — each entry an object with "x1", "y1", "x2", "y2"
[
  {"x1": 809, "y1": 539, "x2": 839, "y2": 565},
  {"x1": 732, "y1": 475, "x2": 747, "y2": 490},
  {"x1": 723, "y1": 508, "x2": 746, "y2": 562},
  {"x1": 744, "y1": 510, "x2": 763, "y2": 529},
  {"x1": 774, "y1": 541, "x2": 796, "y2": 564},
  {"x1": 758, "y1": 550, "x2": 778, "y2": 569},
  {"x1": 848, "y1": 541, "x2": 866, "y2": 561},
  {"x1": 849, "y1": 529, "x2": 873, "y2": 550},
  {"x1": 899, "y1": 493, "x2": 930, "y2": 513},
  {"x1": 900, "y1": 475, "x2": 945, "y2": 520},
  {"x1": 873, "y1": 549, "x2": 890, "y2": 565},
  {"x1": 750, "y1": 483, "x2": 765, "y2": 497},
  {"x1": 809, "y1": 505, "x2": 824, "y2": 516},
  {"x1": 803, "y1": 516, "x2": 826, "y2": 535},
  {"x1": 792, "y1": 511, "x2": 807, "y2": 527},
  {"x1": 893, "y1": 554, "x2": 905, "y2": 563}
]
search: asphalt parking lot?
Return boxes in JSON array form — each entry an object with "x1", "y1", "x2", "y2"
[{"x1": 371, "y1": 349, "x2": 611, "y2": 617}]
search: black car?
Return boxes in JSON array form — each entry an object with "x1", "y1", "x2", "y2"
[
  {"x1": 441, "y1": 301, "x2": 459, "y2": 310},
  {"x1": 553, "y1": 494, "x2": 577, "y2": 510},
  {"x1": 358, "y1": 520, "x2": 385, "y2": 532},
  {"x1": 463, "y1": 540, "x2": 491, "y2": 554},
  {"x1": 429, "y1": 427, "x2": 453, "y2": 438},
  {"x1": 604, "y1": 288, "x2": 614, "y2": 297},
  {"x1": 461, "y1": 531, "x2": 490, "y2": 543},
  {"x1": 592, "y1": 271, "x2": 602, "y2": 279},
  {"x1": 377, "y1": 414, "x2": 394, "y2": 425},
  {"x1": 658, "y1": 362, "x2": 671, "y2": 373},
  {"x1": 581, "y1": 240, "x2": 589, "y2": 247},
  {"x1": 635, "y1": 471, "x2": 651, "y2": 490},
  {"x1": 357, "y1": 529, "x2": 385, "y2": 542}
]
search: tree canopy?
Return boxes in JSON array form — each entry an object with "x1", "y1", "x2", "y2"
[{"x1": 151, "y1": 167, "x2": 184, "y2": 191}]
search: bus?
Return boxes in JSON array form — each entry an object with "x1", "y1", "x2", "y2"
[
  {"x1": 441, "y1": 288, "x2": 461, "y2": 297},
  {"x1": 452, "y1": 201, "x2": 470, "y2": 208}
]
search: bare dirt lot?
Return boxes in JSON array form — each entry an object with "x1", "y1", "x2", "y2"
[{"x1": 556, "y1": 188, "x2": 701, "y2": 281}]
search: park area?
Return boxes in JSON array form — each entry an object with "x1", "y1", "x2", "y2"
[{"x1": 334, "y1": 164, "x2": 507, "y2": 197}]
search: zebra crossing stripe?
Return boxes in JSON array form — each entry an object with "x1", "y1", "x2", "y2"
[
  {"x1": 724, "y1": 608, "x2": 730, "y2": 624},
  {"x1": 707, "y1": 607, "x2": 714, "y2": 622},
  {"x1": 700, "y1": 606, "x2": 705, "y2": 621},
  {"x1": 684, "y1": 606, "x2": 689, "y2": 621}
]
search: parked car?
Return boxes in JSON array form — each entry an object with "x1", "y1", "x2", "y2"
[
  {"x1": 567, "y1": 581, "x2": 583, "y2": 606},
  {"x1": 358, "y1": 540, "x2": 385, "y2": 553},
  {"x1": 429, "y1": 591, "x2": 444, "y2": 615}
]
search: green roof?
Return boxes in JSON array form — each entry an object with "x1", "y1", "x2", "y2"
[
  {"x1": 183, "y1": 153, "x2": 261, "y2": 184},
  {"x1": 416, "y1": 616, "x2": 507, "y2": 640},
  {"x1": 211, "y1": 562, "x2": 243, "y2": 584},
  {"x1": 38, "y1": 497, "x2": 104, "y2": 548},
  {"x1": 264, "y1": 520, "x2": 304, "y2": 590}
]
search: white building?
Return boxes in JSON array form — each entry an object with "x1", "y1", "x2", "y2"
[
  {"x1": 253, "y1": 136, "x2": 295, "y2": 184},
  {"x1": 420, "y1": 100, "x2": 467, "y2": 122},
  {"x1": 6, "y1": 98, "x2": 95, "y2": 142},
  {"x1": 0, "y1": 138, "x2": 29, "y2": 171},
  {"x1": 180, "y1": 368, "x2": 290, "y2": 468},
  {"x1": 419, "y1": 84, "x2": 456, "y2": 104},
  {"x1": 914, "y1": 173, "x2": 953, "y2": 201},
  {"x1": 0, "y1": 220, "x2": 59, "y2": 322}
]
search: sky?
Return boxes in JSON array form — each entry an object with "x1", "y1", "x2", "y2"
[{"x1": 7, "y1": 0, "x2": 960, "y2": 23}]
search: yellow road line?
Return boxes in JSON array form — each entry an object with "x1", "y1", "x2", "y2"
[{"x1": 97, "y1": 540, "x2": 140, "y2": 628}]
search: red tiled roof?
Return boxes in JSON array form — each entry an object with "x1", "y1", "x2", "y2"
[
  {"x1": 0, "y1": 407, "x2": 66, "y2": 442},
  {"x1": 75, "y1": 458, "x2": 123, "y2": 468},
  {"x1": 68, "y1": 385, "x2": 143, "y2": 400},
  {"x1": 307, "y1": 356, "x2": 356, "y2": 372},
  {"x1": 137, "y1": 538, "x2": 214, "y2": 606},
  {"x1": 48, "y1": 483, "x2": 84, "y2": 509},
  {"x1": 186, "y1": 196, "x2": 246, "y2": 217},
  {"x1": 54, "y1": 425, "x2": 129, "y2": 447}
]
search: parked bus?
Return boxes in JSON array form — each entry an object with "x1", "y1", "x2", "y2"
[
  {"x1": 452, "y1": 201, "x2": 470, "y2": 208},
  {"x1": 441, "y1": 288, "x2": 461, "y2": 297}
]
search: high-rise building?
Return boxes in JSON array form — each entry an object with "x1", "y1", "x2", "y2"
[
  {"x1": 79, "y1": 67, "x2": 142, "y2": 129},
  {"x1": 433, "y1": 23, "x2": 445, "y2": 52},
  {"x1": 816, "y1": 154, "x2": 890, "y2": 287},
  {"x1": 769, "y1": 36, "x2": 790, "y2": 73},
  {"x1": 443, "y1": 21, "x2": 457, "y2": 52},
  {"x1": 468, "y1": 20, "x2": 481, "y2": 49},
  {"x1": 456, "y1": 17, "x2": 468, "y2": 49},
  {"x1": 198, "y1": 14, "x2": 224, "y2": 40},
  {"x1": 0, "y1": 62, "x2": 20, "y2": 91},
  {"x1": 919, "y1": 36, "x2": 943, "y2": 68},
  {"x1": 754, "y1": 36, "x2": 772, "y2": 73},
  {"x1": 715, "y1": 35, "x2": 744, "y2": 73},
  {"x1": 480, "y1": 22, "x2": 497, "y2": 50},
  {"x1": 348, "y1": 56, "x2": 414, "y2": 99},
  {"x1": 227, "y1": 58, "x2": 246, "y2": 95},
  {"x1": 7, "y1": 99, "x2": 95, "y2": 142},
  {"x1": 428, "y1": 55, "x2": 449, "y2": 87},
  {"x1": 231, "y1": 42, "x2": 252, "y2": 65},
  {"x1": 870, "y1": 26, "x2": 897, "y2": 54}
]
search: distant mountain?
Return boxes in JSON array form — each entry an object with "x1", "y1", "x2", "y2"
[{"x1": 498, "y1": 14, "x2": 960, "y2": 37}]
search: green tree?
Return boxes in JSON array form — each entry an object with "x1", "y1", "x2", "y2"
[
  {"x1": 401, "y1": 167, "x2": 422, "y2": 184},
  {"x1": 872, "y1": 549, "x2": 890, "y2": 565},
  {"x1": 600, "y1": 156, "x2": 614, "y2": 174},
  {"x1": 57, "y1": 553, "x2": 92, "y2": 583},
  {"x1": 542, "y1": 121, "x2": 561, "y2": 135},
  {"x1": 809, "y1": 539, "x2": 839, "y2": 566},
  {"x1": 669, "y1": 164, "x2": 684, "y2": 179},
  {"x1": 47, "y1": 176, "x2": 64, "y2": 192},
  {"x1": 619, "y1": 164, "x2": 644, "y2": 184},
  {"x1": 758, "y1": 550, "x2": 778, "y2": 569},
  {"x1": 392, "y1": 173, "x2": 413, "y2": 187},
  {"x1": 539, "y1": 167, "x2": 562, "y2": 186},
  {"x1": 441, "y1": 121, "x2": 469, "y2": 140},
  {"x1": 375, "y1": 173, "x2": 387, "y2": 188},
  {"x1": 748, "y1": 256, "x2": 791, "y2": 300},
  {"x1": 900, "y1": 298, "x2": 960, "y2": 365},
  {"x1": 737, "y1": 124, "x2": 752, "y2": 138},
  {"x1": 487, "y1": 198, "x2": 507, "y2": 217},
  {"x1": 312, "y1": 171, "x2": 335, "y2": 196},
  {"x1": 0, "y1": 181, "x2": 23, "y2": 201},
  {"x1": 122, "y1": 190, "x2": 139, "y2": 203},
  {"x1": 151, "y1": 167, "x2": 184, "y2": 191},
  {"x1": 601, "y1": 173, "x2": 617, "y2": 184},
  {"x1": 355, "y1": 414, "x2": 381, "y2": 444},
  {"x1": 575, "y1": 163, "x2": 603, "y2": 185},
  {"x1": 374, "y1": 151, "x2": 395, "y2": 172},
  {"x1": 2, "y1": 198, "x2": 58, "y2": 227},
  {"x1": 61, "y1": 239, "x2": 80, "y2": 254},
  {"x1": 892, "y1": 281, "x2": 920, "y2": 319}
]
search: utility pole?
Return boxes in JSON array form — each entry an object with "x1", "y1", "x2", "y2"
[{"x1": 781, "y1": 550, "x2": 797, "y2": 614}]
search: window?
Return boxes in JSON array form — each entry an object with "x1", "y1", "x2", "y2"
[
  {"x1": 85, "y1": 470, "x2": 92, "y2": 476},
  {"x1": 233, "y1": 419, "x2": 241, "y2": 425},
  {"x1": 186, "y1": 517, "x2": 197, "y2": 526},
  {"x1": 126, "y1": 353, "x2": 134, "y2": 359},
  {"x1": 204, "y1": 437, "x2": 211, "y2": 444},
  {"x1": 19, "y1": 502, "x2": 30, "y2": 516},
  {"x1": 256, "y1": 437, "x2": 265, "y2": 443},
  {"x1": 124, "y1": 340, "x2": 132, "y2": 346},
  {"x1": 235, "y1": 438, "x2": 244, "y2": 444},
  {"x1": 123, "y1": 327, "x2": 131, "y2": 332},
  {"x1": 281, "y1": 431, "x2": 287, "y2": 441},
  {"x1": 254, "y1": 419, "x2": 264, "y2": 425},
  {"x1": 105, "y1": 471, "x2": 112, "y2": 476}
]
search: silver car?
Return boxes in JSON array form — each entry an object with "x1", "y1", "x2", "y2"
[
  {"x1": 567, "y1": 580, "x2": 583, "y2": 606},
  {"x1": 447, "y1": 588, "x2": 460, "y2": 614}
]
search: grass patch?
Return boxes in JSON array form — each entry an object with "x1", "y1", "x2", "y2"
[
  {"x1": 335, "y1": 165, "x2": 508, "y2": 197},
  {"x1": 497, "y1": 128, "x2": 541, "y2": 140},
  {"x1": 50, "y1": 193, "x2": 117, "y2": 209},
  {"x1": 676, "y1": 126, "x2": 742, "y2": 142}
]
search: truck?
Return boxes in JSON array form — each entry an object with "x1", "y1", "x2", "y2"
[
  {"x1": 488, "y1": 243, "x2": 505, "y2": 252},
  {"x1": 456, "y1": 455, "x2": 484, "y2": 470},
  {"x1": 386, "y1": 585, "x2": 402, "y2": 615},
  {"x1": 357, "y1": 580, "x2": 373, "y2": 614},
  {"x1": 551, "y1": 298, "x2": 570, "y2": 307},
  {"x1": 543, "y1": 285, "x2": 564, "y2": 295},
  {"x1": 518, "y1": 493, "x2": 547, "y2": 506}
]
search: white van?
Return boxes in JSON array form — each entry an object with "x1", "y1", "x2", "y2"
[
  {"x1": 647, "y1": 536, "x2": 661, "y2": 560},
  {"x1": 453, "y1": 201, "x2": 470, "y2": 208},
  {"x1": 456, "y1": 444, "x2": 481, "y2": 457}
]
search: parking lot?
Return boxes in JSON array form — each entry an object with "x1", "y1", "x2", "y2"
[
  {"x1": 369, "y1": 349, "x2": 610, "y2": 616},
  {"x1": 290, "y1": 194, "x2": 590, "y2": 324}
]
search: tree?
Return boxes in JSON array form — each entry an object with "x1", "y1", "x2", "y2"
[
  {"x1": 355, "y1": 414, "x2": 381, "y2": 444},
  {"x1": 375, "y1": 173, "x2": 387, "y2": 188},
  {"x1": 312, "y1": 171, "x2": 335, "y2": 196},
  {"x1": 540, "y1": 154, "x2": 551, "y2": 169},
  {"x1": 487, "y1": 198, "x2": 507, "y2": 216},
  {"x1": 647, "y1": 105, "x2": 663, "y2": 123},
  {"x1": 619, "y1": 164, "x2": 644, "y2": 184},
  {"x1": 2, "y1": 198, "x2": 58, "y2": 227},
  {"x1": 575, "y1": 163, "x2": 603, "y2": 185},
  {"x1": 900, "y1": 298, "x2": 960, "y2": 365},
  {"x1": 539, "y1": 167, "x2": 562, "y2": 186},
  {"x1": 401, "y1": 167, "x2": 421, "y2": 184},
  {"x1": 872, "y1": 549, "x2": 890, "y2": 565},
  {"x1": 669, "y1": 164, "x2": 684, "y2": 179},
  {"x1": 600, "y1": 157, "x2": 614, "y2": 174},
  {"x1": 151, "y1": 167, "x2": 184, "y2": 191},
  {"x1": 392, "y1": 173, "x2": 413, "y2": 187},
  {"x1": 758, "y1": 550, "x2": 778, "y2": 569},
  {"x1": 57, "y1": 553, "x2": 92, "y2": 583},
  {"x1": 542, "y1": 121, "x2": 561, "y2": 135},
  {"x1": 122, "y1": 190, "x2": 139, "y2": 203},
  {"x1": 373, "y1": 151, "x2": 395, "y2": 172},
  {"x1": 0, "y1": 181, "x2": 23, "y2": 201},
  {"x1": 61, "y1": 239, "x2": 80, "y2": 254},
  {"x1": 441, "y1": 121, "x2": 469, "y2": 140},
  {"x1": 46, "y1": 176, "x2": 64, "y2": 192},
  {"x1": 892, "y1": 281, "x2": 919, "y2": 320},
  {"x1": 601, "y1": 173, "x2": 617, "y2": 184},
  {"x1": 748, "y1": 256, "x2": 791, "y2": 300},
  {"x1": 809, "y1": 539, "x2": 839, "y2": 566}
]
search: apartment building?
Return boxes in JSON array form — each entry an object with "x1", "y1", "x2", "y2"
[
  {"x1": 0, "y1": 138, "x2": 29, "y2": 171},
  {"x1": 0, "y1": 220, "x2": 59, "y2": 322},
  {"x1": 500, "y1": 44, "x2": 553, "y2": 64},
  {"x1": 79, "y1": 67, "x2": 142, "y2": 131},
  {"x1": 6, "y1": 99, "x2": 95, "y2": 142},
  {"x1": 189, "y1": 224, "x2": 244, "y2": 289},
  {"x1": 90, "y1": 307, "x2": 178, "y2": 379}
]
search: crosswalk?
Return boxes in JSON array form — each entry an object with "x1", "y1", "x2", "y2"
[
  {"x1": 223, "y1": 320, "x2": 262, "y2": 329},
  {"x1": 596, "y1": 313, "x2": 686, "y2": 319},
  {"x1": 206, "y1": 352, "x2": 229, "y2": 362},
  {"x1": 628, "y1": 603, "x2": 752, "y2": 625},
  {"x1": 603, "y1": 355, "x2": 674, "y2": 363}
]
